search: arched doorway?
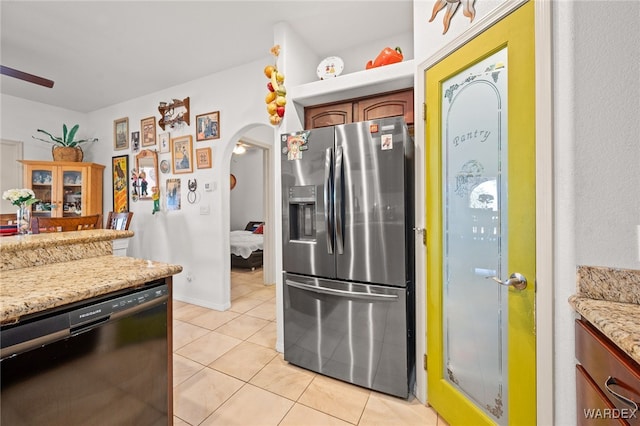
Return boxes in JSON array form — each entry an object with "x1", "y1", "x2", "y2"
[{"x1": 223, "y1": 124, "x2": 276, "y2": 310}]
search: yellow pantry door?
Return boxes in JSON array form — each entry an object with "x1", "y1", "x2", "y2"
[{"x1": 425, "y1": 2, "x2": 536, "y2": 425}]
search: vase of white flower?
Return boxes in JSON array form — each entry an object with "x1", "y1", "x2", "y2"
[
  {"x1": 16, "y1": 203, "x2": 31, "y2": 234},
  {"x1": 2, "y1": 188, "x2": 39, "y2": 235}
]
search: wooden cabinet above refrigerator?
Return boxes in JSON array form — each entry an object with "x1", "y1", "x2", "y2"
[{"x1": 304, "y1": 89, "x2": 414, "y2": 130}]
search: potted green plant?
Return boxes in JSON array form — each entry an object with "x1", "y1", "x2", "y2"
[{"x1": 32, "y1": 124, "x2": 98, "y2": 162}]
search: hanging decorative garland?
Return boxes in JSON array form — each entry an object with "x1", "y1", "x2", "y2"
[{"x1": 264, "y1": 44, "x2": 286, "y2": 126}]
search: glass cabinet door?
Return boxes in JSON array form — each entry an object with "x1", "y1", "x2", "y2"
[
  {"x1": 29, "y1": 166, "x2": 56, "y2": 218},
  {"x1": 61, "y1": 168, "x2": 84, "y2": 216}
]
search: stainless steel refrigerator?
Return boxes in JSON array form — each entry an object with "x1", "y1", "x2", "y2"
[{"x1": 281, "y1": 117, "x2": 415, "y2": 398}]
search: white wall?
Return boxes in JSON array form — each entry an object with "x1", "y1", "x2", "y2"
[
  {"x1": 572, "y1": 1, "x2": 640, "y2": 268},
  {"x1": 554, "y1": 2, "x2": 640, "y2": 425},
  {"x1": 0, "y1": 96, "x2": 96, "y2": 213},
  {"x1": 1, "y1": 59, "x2": 271, "y2": 311},
  {"x1": 82, "y1": 57, "x2": 273, "y2": 311},
  {"x1": 1, "y1": 95, "x2": 89, "y2": 162},
  {"x1": 230, "y1": 148, "x2": 264, "y2": 231},
  {"x1": 414, "y1": 0, "x2": 505, "y2": 61}
]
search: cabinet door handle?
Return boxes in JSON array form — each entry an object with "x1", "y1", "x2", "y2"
[{"x1": 605, "y1": 376, "x2": 639, "y2": 412}]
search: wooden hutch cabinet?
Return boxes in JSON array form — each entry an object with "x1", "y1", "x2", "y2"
[
  {"x1": 304, "y1": 88, "x2": 414, "y2": 130},
  {"x1": 21, "y1": 160, "x2": 105, "y2": 221}
]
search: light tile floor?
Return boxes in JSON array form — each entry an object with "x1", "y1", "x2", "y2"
[{"x1": 173, "y1": 268, "x2": 448, "y2": 426}]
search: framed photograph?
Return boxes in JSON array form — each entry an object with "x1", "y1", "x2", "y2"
[
  {"x1": 196, "y1": 111, "x2": 220, "y2": 141},
  {"x1": 159, "y1": 132, "x2": 170, "y2": 153},
  {"x1": 196, "y1": 147, "x2": 212, "y2": 169},
  {"x1": 171, "y1": 135, "x2": 193, "y2": 174},
  {"x1": 131, "y1": 131, "x2": 140, "y2": 153},
  {"x1": 114, "y1": 117, "x2": 129, "y2": 150},
  {"x1": 166, "y1": 178, "x2": 181, "y2": 211},
  {"x1": 141, "y1": 116, "x2": 156, "y2": 147},
  {"x1": 112, "y1": 155, "x2": 129, "y2": 213}
]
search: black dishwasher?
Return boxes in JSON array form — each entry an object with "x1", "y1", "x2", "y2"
[{"x1": 1, "y1": 280, "x2": 170, "y2": 426}]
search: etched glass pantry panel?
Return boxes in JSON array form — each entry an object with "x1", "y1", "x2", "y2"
[{"x1": 442, "y1": 47, "x2": 509, "y2": 424}]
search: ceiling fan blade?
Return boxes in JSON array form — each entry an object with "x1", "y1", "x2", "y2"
[{"x1": 0, "y1": 65, "x2": 54, "y2": 88}]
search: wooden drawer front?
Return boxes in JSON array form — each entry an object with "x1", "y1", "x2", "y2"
[
  {"x1": 577, "y1": 365, "x2": 628, "y2": 425},
  {"x1": 576, "y1": 365, "x2": 629, "y2": 426},
  {"x1": 576, "y1": 319, "x2": 640, "y2": 424}
]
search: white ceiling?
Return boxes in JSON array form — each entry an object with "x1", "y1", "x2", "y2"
[{"x1": 0, "y1": 0, "x2": 413, "y2": 113}]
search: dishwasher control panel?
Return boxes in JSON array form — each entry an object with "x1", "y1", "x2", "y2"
[{"x1": 70, "y1": 283, "x2": 168, "y2": 327}]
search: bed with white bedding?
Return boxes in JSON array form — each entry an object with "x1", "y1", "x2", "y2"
[{"x1": 230, "y1": 221, "x2": 264, "y2": 269}]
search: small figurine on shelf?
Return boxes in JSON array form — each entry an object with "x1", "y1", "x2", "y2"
[
  {"x1": 131, "y1": 168, "x2": 139, "y2": 197},
  {"x1": 152, "y1": 186, "x2": 160, "y2": 214}
]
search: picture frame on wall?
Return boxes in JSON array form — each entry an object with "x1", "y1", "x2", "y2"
[
  {"x1": 166, "y1": 178, "x2": 181, "y2": 211},
  {"x1": 159, "y1": 132, "x2": 170, "y2": 153},
  {"x1": 195, "y1": 111, "x2": 220, "y2": 141},
  {"x1": 131, "y1": 131, "x2": 140, "y2": 153},
  {"x1": 112, "y1": 155, "x2": 129, "y2": 213},
  {"x1": 114, "y1": 117, "x2": 129, "y2": 150},
  {"x1": 196, "y1": 147, "x2": 212, "y2": 169},
  {"x1": 171, "y1": 135, "x2": 193, "y2": 174},
  {"x1": 141, "y1": 116, "x2": 156, "y2": 147}
]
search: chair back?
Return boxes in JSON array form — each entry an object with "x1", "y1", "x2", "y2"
[
  {"x1": 32, "y1": 214, "x2": 101, "y2": 234},
  {"x1": 105, "y1": 212, "x2": 133, "y2": 230}
]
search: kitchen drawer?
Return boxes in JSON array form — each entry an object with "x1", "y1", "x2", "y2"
[
  {"x1": 576, "y1": 318, "x2": 640, "y2": 425},
  {"x1": 577, "y1": 365, "x2": 628, "y2": 425}
]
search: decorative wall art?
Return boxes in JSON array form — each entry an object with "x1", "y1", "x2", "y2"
[
  {"x1": 112, "y1": 155, "x2": 129, "y2": 212},
  {"x1": 160, "y1": 159, "x2": 170, "y2": 174},
  {"x1": 141, "y1": 116, "x2": 157, "y2": 147},
  {"x1": 134, "y1": 149, "x2": 158, "y2": 200},
  {"x1": 317, "y1": 56, "x2": 344, "y2": 79},
  {"x1": 428, "y1": 0, "x2": 476, "y2": 35},
  {"x1": 166, "y1": 178, "x2": 181, "y2": 211},
  {"x1": 159, "y1": 132, "x2": 170, "y2": 153},
  {"x1": 171, "y1": 135, "x2": 193, "y2": 174},
  {"x1": 158, "y1": 97, "x2": 190, "y2": 130},
  {"x1": 114, "y1": 117, "x2": 129, "y2": 150},
  {"x1": 187, "y1": 179, "x2": 197, "y2": 204},
  {"x1": 196, "y1": 147, "x2": 212, "y2": 169},
  {"x1": 196, "y1": 111, "x2": 220, "y2": 141},
  {"x1": 264, "y1": 44, "x2": 286, "y2": 126},
  {"x1": 131, "y1": 131, "x2": 140, "y2": 153}
]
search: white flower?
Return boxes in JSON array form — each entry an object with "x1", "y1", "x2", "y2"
[{"x1": 2, "y1": 188, "x2": 38, "y2": 206}]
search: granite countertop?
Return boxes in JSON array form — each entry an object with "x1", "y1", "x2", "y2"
[
  {"x1": 569, "y1": 265, "x2": 640, "y2": 365},
  {"x1": 0, "y1": 255, "x2": 182, "y2": 324},
  {"x1": 0, "y1": 230, "x2": 182, "y2": 324},
  {"x1": 0, "y1": 229, "x2": 134, "y2": 253}
]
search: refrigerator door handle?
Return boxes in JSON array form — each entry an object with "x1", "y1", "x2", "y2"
[
  {"x1": 324, "y1": 147, "x2": 334, "y2": 254},
  {"x1": 286, "y1": 279, "x2": 398, "y2": 301},
  {"x1": 334, "y1": 145, "x2": 344, "y2": 254}
]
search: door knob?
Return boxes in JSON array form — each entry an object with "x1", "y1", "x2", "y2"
[{"x1": 486, "y1": 272, "x2": 527, "y2": 291}]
